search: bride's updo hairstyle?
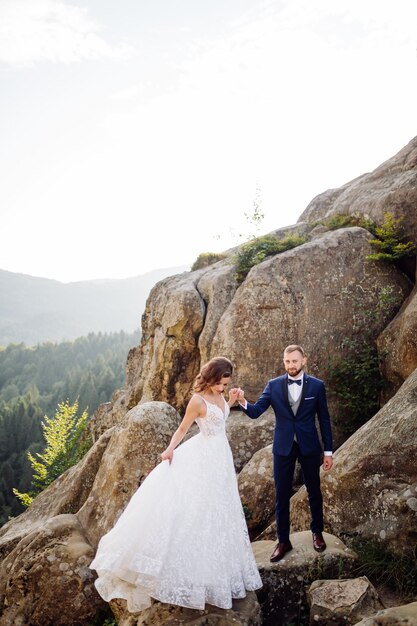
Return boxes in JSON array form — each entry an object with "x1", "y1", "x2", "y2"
[{"x1": 193, "y1": 357, "x2": 233, "y2": 393}]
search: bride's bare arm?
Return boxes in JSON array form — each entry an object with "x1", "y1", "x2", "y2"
[{"x1": 161, "y1": 395, "x2": 206, "y2": 464}]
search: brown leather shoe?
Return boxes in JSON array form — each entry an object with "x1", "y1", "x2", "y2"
[
  {"x1": 270, "y1": 541, "x2": 293, "y2": 562},
  {"x1": 312, "y1": 532, "x2": 326, "y2": 552}
]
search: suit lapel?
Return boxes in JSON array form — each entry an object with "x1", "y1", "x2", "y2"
[
  {"x1": 282, "y1": 374, "x2": 292, "y2": 410},
  {"x1": 296, "y1": 373, "x2": 308, "y2": 415}
]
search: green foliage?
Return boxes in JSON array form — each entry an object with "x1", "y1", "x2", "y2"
[
  {"x1": 191, "y1": 251, "x2": 227, "y2": 271},
  {"x1": 328, "y1": 286, "x2": 402, "y2": 435},
  {"x1": 234, "y1": 233, "x2": 307, "y2": 283},
  {"x1": 346, "y1": 535, "x2": 417, "y2": 598},
  {"x1": 242, "y1": 504, "x2": 252, "y2": 522},
  {"x1": 316, "y1": 213, "x2": 377, "y2": 234},
  {"x1": 0, "y1": 330, "x2": 137, "y2": 525},
  {"x1": 328, "y1": 342, "x2": 381, "y2": 435},
  {"x1": 367, "y1": 212, "x2": 416, "y2": 261},
  {"x1": 13, "y1": 400, "x2": 91, "y2": 506}
]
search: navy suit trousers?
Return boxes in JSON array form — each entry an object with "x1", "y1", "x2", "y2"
[{"x1": 273, "y1": 442, "x2": 323, "y2": 542}]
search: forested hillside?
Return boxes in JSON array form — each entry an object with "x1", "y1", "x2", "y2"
[{"x1": 0, "y1": 330, "x2": 138, "y2": 525}]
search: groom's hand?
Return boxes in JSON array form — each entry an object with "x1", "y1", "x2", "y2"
[
  {"x1": 237, "y1": 389, "x2": 246, "y2": 404},
  {"x1": 323, "y1": 456, "x2": 333, "y2": 471},
  {"x1": 228, "y1": 388, "x2": 241, "y2": 404}
]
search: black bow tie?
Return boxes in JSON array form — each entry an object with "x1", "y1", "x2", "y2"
[{"x1": 288, "y1": 379, "x2": 302, "y2": 386}]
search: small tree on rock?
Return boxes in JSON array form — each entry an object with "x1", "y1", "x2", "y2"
[{"x1": 13, "y1": 400, "x2": 91, "y2": 507}]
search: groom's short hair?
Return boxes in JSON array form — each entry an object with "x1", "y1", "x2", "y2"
[{"x1": 284, "y1": 344, "x2": 305, "y2": 357}]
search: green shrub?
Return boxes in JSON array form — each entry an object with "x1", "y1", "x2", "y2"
[
  {"x1": 234, "y1": 233, "x2": 307, "y2": 283},
  {"x1": 367, "y1": 212, "x2": 416, "y2": 261},
  {"x1": 328, "y1": 341, "x2": 382, "y2": 435},
  {"x1": 13, "y1": 400, "x2": 92, "y2": 506},
  {"x1": 191, "y1": 251, "x2": 227, "y2": 271},
  {"x1": 317, "y1": 213, "x2": 377, "y2": 234},
  {"x1": 345, "y1": 535, "x2": 417, "y2": 598},
  {"x1": 328, "y1": 286, "x2": 402, "y2": 435}
]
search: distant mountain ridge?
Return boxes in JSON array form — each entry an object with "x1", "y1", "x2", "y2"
[{"x1": 0, "y1": 266, "x2": 189, "y2": 345}]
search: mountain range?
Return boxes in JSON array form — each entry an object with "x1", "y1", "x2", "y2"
[{"x1": 0, "y1": 266, "x2": 189, "y2": 345}]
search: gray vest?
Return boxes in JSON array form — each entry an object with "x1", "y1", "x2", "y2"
[
  {"x1": 289, "y1": 393, "x2": 302, "y2": 416},
  {"x1": 289, "y1": 392, "x2": 302, "y2": 442}
]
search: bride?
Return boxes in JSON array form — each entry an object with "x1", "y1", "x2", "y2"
[{"x1": 90, "y1": 356, "x2": 262, "y2": 612}]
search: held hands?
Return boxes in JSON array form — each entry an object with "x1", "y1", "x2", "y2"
[
  {"x1": 228, "y1": 387, "x2": 246, "y2": 407},
  {"x1": 228, "y1": 387, "x2": 241, "y2": 405}
]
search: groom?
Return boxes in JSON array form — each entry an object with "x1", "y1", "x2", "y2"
[{"x1": 238, "y1": 344, "x2": 333, "y2": 562}]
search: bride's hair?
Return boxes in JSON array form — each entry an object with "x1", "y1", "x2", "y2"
[{"x1": 193, "y1": 356, "x2": 233, "y2": 392}]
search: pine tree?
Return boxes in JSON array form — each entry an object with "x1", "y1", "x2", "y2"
[
  {"x1": 367, "y1": 212, "x2": 416, "y2": 261},
  {"x1": 13, "y1": 400, "x2": 91, "y2": 507}
]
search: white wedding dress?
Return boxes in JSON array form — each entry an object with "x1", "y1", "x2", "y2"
[{"x1": 90, "y1": 397, "x2": 262, "y2": 612}]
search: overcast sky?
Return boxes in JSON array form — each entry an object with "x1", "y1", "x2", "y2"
[{"x1": 1, "y1": 0, "x2": 416, "y2": 282}]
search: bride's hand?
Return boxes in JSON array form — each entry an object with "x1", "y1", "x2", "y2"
[
  {"x1": 228, "y1": 387, "x2": 241, "y2": 405},
  {"x1": 161, "y1": 448, "x2": 174, "y2": 464}
]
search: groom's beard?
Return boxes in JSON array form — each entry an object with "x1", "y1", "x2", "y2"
[{"x1": 286, "y1": 367, "x2": 304, "y2": 377}]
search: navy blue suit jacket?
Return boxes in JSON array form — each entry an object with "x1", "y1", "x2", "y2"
[{"x1": 242, "y1": 373, "x2": 333, "y2": 456}]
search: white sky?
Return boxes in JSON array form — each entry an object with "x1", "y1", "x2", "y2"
[{"x1": 1, "y1": 0, "x2": 416, "y2": 282}]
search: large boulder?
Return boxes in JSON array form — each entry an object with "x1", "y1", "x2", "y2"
[
  {"x1": 77, "y1": 402, "x2": 181, "y2": 547},
  {"x1": 377, "y1": 285, "x2": 417, "y2": 401},
  {"x1": 195, "y1": 263, "x2": 238, "y2": 366},
  {"x1": 126, "y1": 273, "x2": 206, "y2": 412},
  {"x1": 227, "y1": 408, "x2": 275, "y2": 472},
  {"x1": 0, "y1": 514, "x2": 105, "y2": 626},
  {"x1": 307, "y1": 577, "x2": 384, "y2": 626},
  {"x1": 238, "y1": 444, "x2": 275, "y2": 536},
  {"x1": 290, "y1": 368, "x2": 417, "y2": 555},
  {"x1": 353, "y1": 601, "x2": 417, "y2": 625},
  {"x1": 298, "y1": 136, "x2": 417, "y2": 245},
  {"x1": 210, "y1": 228, "x2": 411, "y2": 434},
  {"x1": 123, "y1": 264, "x2": 238, "y2": 415},
  {"x1": 91, "y1": 228, "x2": 411, "y2": 440},
  {"x1": 252, "y1": 532, "x2": 357, "y2": 626}
]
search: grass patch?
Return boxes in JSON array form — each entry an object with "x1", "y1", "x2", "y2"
[
  {"x1": 344, "y1": 536, "x2": 417, "y2": 599},
  {"x1": 191, "y1": 251, "x2": 227, "y2": 271},
  {"x1": 315, "y1": 213, "x2": 377, "y2": 234},
  {"x1": 234, "y1": 233, "x2": 307, "y2": 283}
]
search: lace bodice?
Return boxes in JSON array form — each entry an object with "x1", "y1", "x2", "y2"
[{"x1": 195, "y1": 397, "x2": 229, "y2": 437}]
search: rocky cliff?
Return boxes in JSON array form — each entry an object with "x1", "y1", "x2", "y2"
[{"x1": 1, "y1": 136, "x2": 417, "y2": 625}]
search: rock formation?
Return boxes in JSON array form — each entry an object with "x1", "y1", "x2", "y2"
[
  {"x1": 377, "y1": 285, "x2": 417, "y2": 400},
  {"x1": 252, "y1": 532, "x2": 357, "y2": 625},
  {"x1": 93, "y1": 227, "x2": 411, "y2": 441},
  {"x1": 353, "y1": 601, "x2": 417, "y2": 625},
  {"x1": 298, "y1": 136, "x2": 417, "y2": 245},
  {"x1": 307, "y1": 576, "x2": 384, "y2": 626},
  {"x1": 238, "y1": 444, "x2": 275, "y2": 536},
  {"x1": 297, "y1": 136, "x2": 417, "y2": 402},
  {"x1": 1, "y1": 136, "x2": 417, "y2": 625}
]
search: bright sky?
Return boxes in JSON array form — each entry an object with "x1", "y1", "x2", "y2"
[{"x1": 1, "y1": 0, "x2": 416, "y2": 282}]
